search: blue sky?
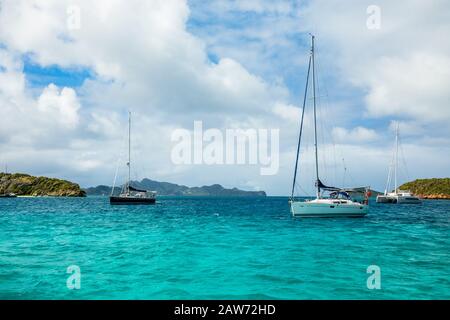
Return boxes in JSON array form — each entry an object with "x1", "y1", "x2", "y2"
[
  {"x1": 24, "y1": 60, "x2": 92, "y2": 88},
  {"x1": 187, "y1": 0, "x2": 309, "y2": 98},
  {"x1": 0, "y1": 0, "x2": 449, "y2": 195}
]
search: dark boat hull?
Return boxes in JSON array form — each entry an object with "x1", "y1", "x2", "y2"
[{"x1": 109, "y1": 196, "x2": 156, "y2": 205}]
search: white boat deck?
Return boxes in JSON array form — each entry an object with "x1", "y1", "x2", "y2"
[
  {"x1": 376, "y1": 190, "x2": 421, "y2": 204},
  {"x1": 290, "y1": 198, "x2": 368, "y2": 218}
]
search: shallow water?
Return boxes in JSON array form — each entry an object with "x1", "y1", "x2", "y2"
[{"x1": 0, "y1": 196, "x2": 448, "y2": 299}]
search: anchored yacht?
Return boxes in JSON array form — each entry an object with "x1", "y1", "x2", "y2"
[
  {"x1": 376, "y1": 124, "x2": 421, "y2": 204},
  {"x1": 110, "y1": 112, "x2": 156, "y2": 205},
  {"x1": 289, "y1": 35, "x2": 369, "y2": 218}
]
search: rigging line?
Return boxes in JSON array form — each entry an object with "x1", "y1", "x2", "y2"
[
  {"x1": 133, "y1": 140, "x2": 146, "y2": 184},
  {"x1": 316, "y1": 46, "x2": 346, "y2": 188},
  {"x1": 295, "y1": 183, "x2": 311, "y2": 198},
  {"x1": 111, "y1": 121, "x2": 129, "y2": 196},
  {"x1": 385, "y1": 153, "x2": 394, "y2": 194},
  {"x1": 348, "y1": 165, "x2": 356, "y2": 186},
  {"x1": 342, "y1": 156, "x2": 356, "y2": 186},
  {"x1": 314, "y1": 49, "x2": 324, "y2": 178},
  {"x1": 315, "y1": 43, "x2": 336, "y2": 186},
  {"x1": 128, "y1": 111, "x2": 131, "y2": 193},
  {"x1": 291, "y1": 54, "x2": 312, "y2": 199},
  {"x1": 134, "y1": 136, "x2": 150, "y2": 187},
  {"x1": 111, "y1": 156, "x2": 121, "y2": 196},
  {"x1": 398, "y1": 134, "x2": 411, "y2": 182},
  {"x1": 130, "y1": 115, "x2": 148, "y2": 186},
  {"x1": 342, "y1": 157, "x2": 356, "y2": 187},
  {"x1": 311, "y1": 35, "x2": 320, "y2": 198},
  {"x1": 385, "y1": 131, "x2": 397, "y2": 193},
  {"x1": 137, "y1": 134, "x2": 151, "y2": 185},
  {"x1": 294, "y1": 158, "x2": 313, "y2": 198},
  {"x1": 342, "y1": 158, "x2": 347, "y2": 188},
  {"x1": 316, "y1": 67, "x2": 328, "y2": 182}
]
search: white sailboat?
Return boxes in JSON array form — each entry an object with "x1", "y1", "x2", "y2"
[
  {"x1": 289, "y1": 35, "x2": 369, "y2": 218},
  {"x1": 376, "y1": 124, "x2": 421, "y2": 204},
  {"x1": 110, "y1": 112, "x2": 157, "y2": 205}
]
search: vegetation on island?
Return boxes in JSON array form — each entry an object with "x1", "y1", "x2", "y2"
[
  {"x1": 0, "y1": 173, "x2": 86, "y2": 197},
  {"x1": 399, "y1": 178, "x2": 450, "y2": 199}
]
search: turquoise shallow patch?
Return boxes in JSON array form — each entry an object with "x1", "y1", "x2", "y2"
[{"x1": 0, "y1": 196, "x2": 448, "y2": 299}]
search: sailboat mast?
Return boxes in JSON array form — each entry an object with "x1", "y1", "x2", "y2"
[
  {"x1": 311, "y1": 35, "x2": 320, "y2": 198},
  {"x1": 128, "y1": 111, "x2": 131, "y2": 193},
  {"x1": 394, "y1": 122, "x2": 399, "y2": 193}
]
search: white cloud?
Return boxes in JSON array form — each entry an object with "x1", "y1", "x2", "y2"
[
  {"x1": 387, "y1": 120, "x2": 425, "y2": 137},
  {"x1": 332, "y1": 126, "x2": 378, "y2": 143},
  {"x1": 301, "y1": 0, "x2": 450, "y2": 125},
  {"x1": 217, "y1": 0, "x2": 292, "y2": 14},
  {"x1": 37, "y1": 84, "x2": 80, "y2": 128},
  {"x1": 0, "y1": 0, "x2": 291, "y2": 182},
  {"x1": 0, "y1": 48, "x2": 81, "y2": 147},
  {"x1": 365, "y1": 53, "x2": 450, "y2": 122},
  {"x1": 272, "y1": 103, "x2": 300, "y2": 122}
]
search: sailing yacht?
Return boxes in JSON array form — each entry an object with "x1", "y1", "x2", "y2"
[
  {"x1": 110, "y1": 112, "x2": 156, "y2": 205},
  {"x1": 289, "y1": 35, "x2": 369, "y2": 218},
  {"x1": 376, "y1": 124, "x2": 421, "y2": 204}
]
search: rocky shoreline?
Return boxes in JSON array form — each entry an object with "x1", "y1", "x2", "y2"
[
  {"x1": 418, "y1": 194, "x2": 450, "y2": 200},
  {"x1": 400, "y1": 178, "x2": 450, "y2": 200}
]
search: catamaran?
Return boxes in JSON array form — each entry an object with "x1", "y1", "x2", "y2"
[
  {"x1": 376, "y1": 124, "x2": 421, "y2": 204},
  {"x1": 289, "y1": 35, "x2": 369, "y2": 218},
  {"x1": 110, "y1": 112, "x2": 156, "y2": 205}
]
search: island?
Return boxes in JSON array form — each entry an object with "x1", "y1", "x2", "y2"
[
  {"x1": 399, "y1": 178, "x2": 450, "y2": 200},
  {"x1": 84, "y1": 178, "x2": 266, "y2": 197},
  {"x1": 0, "y1": 173, "x2": 86, "y2": 197}
]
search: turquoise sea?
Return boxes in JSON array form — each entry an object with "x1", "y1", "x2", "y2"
[{"x1": 0, "y1": 196, "x2": 448, "y2": 299}]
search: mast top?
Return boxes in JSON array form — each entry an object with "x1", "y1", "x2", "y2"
[
  {"x1": 127, "y1": 111, "x2": 131, "y2": 193},
  {"x1": 310, "y1": 34, "x2": 320, "y2": 198}
]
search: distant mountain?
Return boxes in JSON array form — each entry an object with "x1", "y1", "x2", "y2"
[
  {"x1": 0, "y1": 173, "x2": 85, "y2": 197},
  {"x1": 83, "y1": 185, "x2": 120, "y2": 196},
  {"x1": 84, "y1": 178, "x2": 266, "y2": 197},
  {"x1": 399, "y1": 178, "x2": 450, "y2": 199}
]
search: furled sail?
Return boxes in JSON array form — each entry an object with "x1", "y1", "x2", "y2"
[
  {"x1": 129, "y1": 185, "x2": 148, "y2": 193},
  {"x1": 316, "y1": 179, "x2": 341, "y2": 192}
]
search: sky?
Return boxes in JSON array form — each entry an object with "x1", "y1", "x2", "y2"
[{"x1": 0, "y1": 0, "x2": 449, "y2": 195}]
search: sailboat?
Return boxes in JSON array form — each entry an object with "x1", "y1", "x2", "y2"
[
  {"x1": 110, "y1": 112, "x2": 157, "y2": 205},
  {"x1": 376, "y1": 123, "x2": 421, "y2": 204},
  {"x1": 289, "y1": 35, "x2": 369, "y2": 218}
]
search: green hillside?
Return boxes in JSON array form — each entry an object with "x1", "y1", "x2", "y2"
[
  {"x1": 0, "y1": 173, "x2": 86, "y2": 197},
  {"x1": 399, "y1": 178, "x2": 450, "y2": 199}
]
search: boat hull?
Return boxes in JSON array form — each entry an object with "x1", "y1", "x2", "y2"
[
  {"x1": 376, "y1": 195, "x2": 421, "y2": 204},
  {"x1": 290, "y1": 201, "x2": 368, "y2": 218},
  {"x1": 109, "y1": 196, "x2": 156, "y2": 205},
  {"x1": 376, "y1": 195, "x2": 396, "y2": 203},
  {"x1": 397, "y1": 196, "x2": 421, "y2": 204}
]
